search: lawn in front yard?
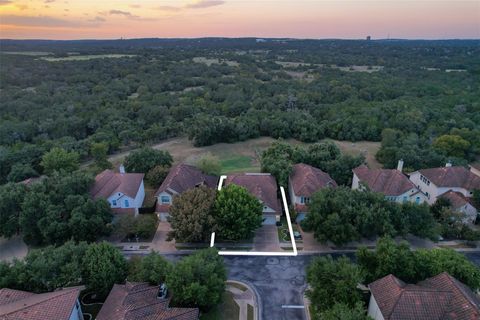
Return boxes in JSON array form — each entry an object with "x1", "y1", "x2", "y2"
[
  {"x1": 277, "y1": 217, "x2": 302, "y2": 243},
  {"x1": 200, "y1": 291, "x2": 240, "y2": 320}
]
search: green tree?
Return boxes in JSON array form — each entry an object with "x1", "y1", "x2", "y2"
[
  {"x1": 128, "y1": 251, "x2": 172, "y2": 285},
  {"x1": 7, "y1": 163, "x2": 38, "y2": 182},
  {"x1": 169, "y1": 186, "x2": 216, "y2": 242},
  {"x1": 90, "y1": 142, "x2": 112, "y2": 170},
  {"x1": 260, "y1": 141, "x2": 295, "y2": 187},
  {"x1": 0, "y1": 183, "x2": 26, "y2": 238},
  {"x1": 166, "y1": 248, "x2": 226, "y2": 310},
  {"x1": 307, "y1": 255, "x2": 364, "y2": 314},
  {"x1": 40, "y1": 147, "x2": 79, "y2": 175},
  {"x1": 83, "y1": 242, "x2": 127, "y2": 298},
  {"x1": 319, "y1": 303, "x2": 370, "y2": 320},
  {"x1": 433, "y1": 134, "x2": 470, "y2": 158},
  {"x1": 213, "y1": 184, "x2": 263, "y2": 240},
  {"x1": 145, "y1": 165, "x2": 170, "y2": 187},
  {"x1": 196, "y1": 153, "x2": 221, "y2": 176},
  {"x1": 124, "y1": 147, "x2": 173, "y2": 173}
]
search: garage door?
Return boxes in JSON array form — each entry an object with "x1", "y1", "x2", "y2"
[{"x1": 262, "y1": 215, "x2": 277, "y2": 225}]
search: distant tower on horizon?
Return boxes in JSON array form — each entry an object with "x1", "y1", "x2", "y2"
[{"x1": 366, "y1": 35, "x2": 371, "y2": 41}]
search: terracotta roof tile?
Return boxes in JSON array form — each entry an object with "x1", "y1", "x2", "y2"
[
  {"x1": 290, "y1": 163, "x2": 337, "y2": 197},
  {"x1": 0, "y1": 286, "x2": 83, "y2": 320},
  {"x1": 369, "y1": 273, "x2": 480, "y2": 320},
  {"x1": 353, "y1": 166, "x2": 415, "y2": 196},
  {"x1": 96, "y1": 282, "x2": 198, "y2": 320},
  {"x1": 91, "y1": 169, "x2": 144, "y2": 199},
  {"x1": 155, "y1": 164, "x2": 218, "y2": 196},
  {"x1": 439, "y1": 190, "x2": 474, "y2": 209},
  {"x1": 418, "y1": 166, "x2": 480, "y2": 190},
  {"x1": 225, "y1": 173, "x2": 280, "y2": 213}
]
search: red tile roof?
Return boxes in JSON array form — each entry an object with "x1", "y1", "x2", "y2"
[
  {"x1": 290, "y1": 163, "x2": 337, "y2": 197},
  {"x1": 439, "y1": 190, "x2": 474, "y2": 209},
  {"x1": 155, "y1": 164, "x2": 218, "y2": 196},
  {"x1": 0, "y1": 286, "x2": 83, "y2": 320},
  {"x1": 91, "y1": 169, "x2": 144, "y2": 199},
  {"x1": 369, "y1": 273, "x2": 480, "y2": 320},
  {"x1": 418, "y1": 166, "x2": 480, "y2": 190},
  {"x1": 353, "y1": 166, "x2": 416, "y2": 196},
  {"x1": 225, "y1": 173, "x2": 280, "y2": 213},
  {"x1": 96, "y1": 282, "x2": 198, "y2": 320}
]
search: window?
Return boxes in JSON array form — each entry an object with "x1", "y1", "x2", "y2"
[
  {"x1": 300, "y1": 197, "x2": 310, "y2": 204},
  {"x1": 416, "y1": 197, "x2": 420, "y2": 204},
  {"x1": 124, "y1": 199, "x2": 129, "y2": 207},
  {"x1": 161, "y1": 196, "x2": 170, "y2": 204},
  {"x1": 112, "y1": 199, "x2": 117, "y2": 206},
  {"x1": 403, "y1": 196, "x2": 408, "y2": 202}
]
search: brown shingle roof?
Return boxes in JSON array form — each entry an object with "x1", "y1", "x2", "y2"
[
  {"x1": 439, "y1": 190, "x2": 473, "y2": 209},
  {"x1": 418, "y1": 166, "x2": 480, "y2": 190},
  {"x1": 96, "y1": 282, "x2": 198, "y2": 320},
  {"x1": 91, "y1": 169, "x2": 144, "y2": 199},
  {"x1": 290, "y1": 163, "x2": 337, "y2": 197},
  {"x1": 353, "y1": 166, "x2": 416, "y2": 196},
  {"x1": 225, "y1": 173, "x2": 280, "y2": 213},
  {"x1": 155, "y1": 164, "x2": 218, "y2": 196},
  {"x1": 0, "y1": 286, "x2": 83, "y2": 320},
  {"x1": 369, "y1": 273, "x2": 480, "y2": 320}
]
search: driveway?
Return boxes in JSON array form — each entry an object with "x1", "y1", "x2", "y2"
[
  {"x1": 253, "y1": 225, "x2": 280, "y2": 251},
  {"x1": 151, "y1": 222, "x2": 177, "y2": 252},
  {"x1": 0, "y1": 236, "x2": 28, "y2": 262}
]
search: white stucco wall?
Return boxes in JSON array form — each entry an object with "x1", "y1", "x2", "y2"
[
  {"x1": 409, "y1": 172, "x2": 472, "y2": 204},
  {"x1": 157, "y1": 191, "x2": 173, "y2": 205},
  {"x1": 107, "y1": 192, "x2": 135, "y2": 209},
  {"x1": 367, "y1": 295, "x2": 385, "y2": 320},
  {"x1": 69, "y1": 301, "x2": 83, "y2": 320},
  {"x1": 133, "y1": 180, "x2": 145, "y2": 208},
  {"x1": 351, "y1": 173, "x2": 360, "y2": 190},
  {"x1": 470, "y1": 166, "x2": 480, "y2": 177}
]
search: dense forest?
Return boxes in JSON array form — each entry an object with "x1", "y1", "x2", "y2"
[{"x1": 1, "y1": 38, "x2": 479, "y2": 183}]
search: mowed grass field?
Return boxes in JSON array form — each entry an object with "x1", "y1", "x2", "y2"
[{"x1": 109, "y1": 136, "x2": 381, "y2": 174}]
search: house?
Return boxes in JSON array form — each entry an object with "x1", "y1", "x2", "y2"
[
  {"x1": 0, "y1": 286, "x2": 84, "y2": 320},
  {"x1": 469, "y1": 162, "x2": 480, "y2": 178},
  {"x1": 288, "y1": 163, "x2": 337, "y2": 221},
  {"x1": 155, "y1": 164, "x2": 218, "y2": 220},
  {"x1": 439, "y1": 190, "x2": 478, "y2": 224},
  {"x1": 90, "y1": 166, "x2": 145, "y2": 215},
  {"x1": 96, "y1": 282, "x2": 198, "y2": 320},
  {"x1": 225, "y1": 173, "x2": 281, "y2": 225},
  {"x1": 409, "y1": 163, "x2": 480, "y2": 205},
  {"x1": 352, "y1": 160, "x2": 427, "y2": 204},
  {"x1": 368, "y1": 272, "x2": 480, "y2": 320}
]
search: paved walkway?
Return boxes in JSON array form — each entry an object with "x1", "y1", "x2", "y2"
[
  {"x1": 227, "y1": 280, "x2": 258, "y2": 320},
  {"x1": 253, "y1": 225, "x2": 280, "y2": 251},
  {"x1": 151, "y1": 222, "x2": 177, "y2": 252},
  {"x1": 0, "y1": 236, "x2": 28, "y2": 262}
]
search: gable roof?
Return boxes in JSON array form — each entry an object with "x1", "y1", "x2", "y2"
[
  {"x1": 0, "y1": 286, "x2": 83, "y2": 320},
  {"x1": 155, "y1": 164, "x2": 218, "y2": 196},
  {"x1": 369, "y1": 273, "x2": 480, "y2": 320},
  {"x1": 290, "y1": 163, "x2": 337, "y2": 197},
  {"x1": 439, "y1": 190, "x2": 474, "y2": 209},
  {"x1": 91, "y1": 169, "x2": 144, "y2": 199},
  {"x1": 96, "y1": 282, "x2": 198, "y2": 320},
  {"x1": 225, "y1": 173, "x2": 280, "y2": 212},
  {"x1": 417, "y1": 166, "x2": 480, "y2": 190},
  {"x1": 353, "y1": 166, "x2": 416, "y2": 196}
]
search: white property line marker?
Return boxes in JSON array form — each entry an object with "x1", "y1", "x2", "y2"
[{"x1": 212, "y1": 183, "x2": 297, "y2": 256}]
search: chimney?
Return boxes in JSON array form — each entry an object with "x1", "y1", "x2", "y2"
[
  {"x1": 445, "y1": 162, "x2": 452, "y2": 167},
  {"x1": 397, "y1": 159, "x2": 404, "y2": 172},
  {"x1": 119, "y1": 164, "x2": 126, "y2": 174}
]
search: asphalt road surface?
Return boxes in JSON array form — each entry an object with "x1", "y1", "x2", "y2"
[{"x1": 223, "y1": 252, "x2": 480, "y2": 320}]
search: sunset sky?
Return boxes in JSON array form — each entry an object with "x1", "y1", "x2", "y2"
[{"x1": 0, "y1": 0, "x2": 479, "y2": 40}]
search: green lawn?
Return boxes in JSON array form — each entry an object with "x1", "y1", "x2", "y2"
[
  {"x1": 200, "y1": 291, "x2": 239, "y2": 320},
  {"x1": 220, "y1": 155, "x2": 259, "y2": 174}
]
